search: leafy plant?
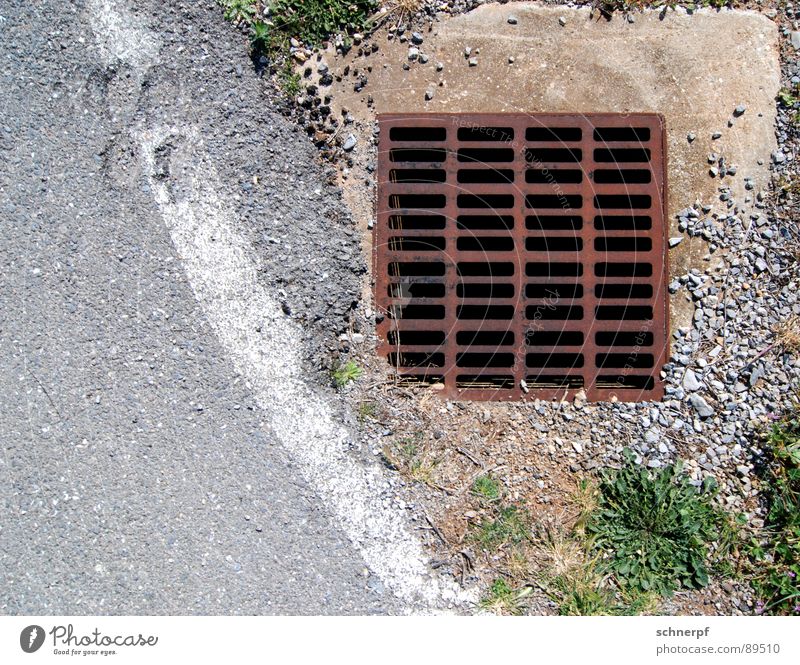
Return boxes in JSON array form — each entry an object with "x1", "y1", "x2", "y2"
[
  {"x1": 219, "y1": 0, "x2": 258, "y2": 25},
  {"x1": 269, "y1": 0, "x2": 377, "y2": 47},
  {"x1": 472, "y1": 474, "x2": 501, "y2": 502},
  {"x1": 778, "y1": 87, "x2": 800, "y2": 108},
  {"x1": 249, "y1": 20, "x2": 275, "y2": 56},
  {"x1": 586, "y1": 452, "x2": 731, "y2": 596},
  {"x1": 471, "y1": 505, "x2": 530, "y2": 550},
  {"x1": 749, "y1": 414, "x2": 800, "y2": 615},
  {"x1": 331, "y1": 359, "x2": 363, "y2": 388}
]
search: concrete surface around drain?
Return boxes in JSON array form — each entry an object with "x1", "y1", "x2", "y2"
[{"x1": 324, "y1": 5, "x2": 780, "y2": 331}]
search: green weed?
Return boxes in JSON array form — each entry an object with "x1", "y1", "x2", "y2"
[
  {"x1": 219, "y1": 0, "x2": 258, "y2": 25},
  {"x1": 268, "y1": 0, "x2": 377, "y2": 47},
  {"x1": 586, "y1": 452, "x2": 732, "y2": 596},
  {"x1": 279, "y1": 60, "x2": 301, "y2": 96},
  {"x1": 331, "y1": 359, "x2": 363, "y2": 388}
]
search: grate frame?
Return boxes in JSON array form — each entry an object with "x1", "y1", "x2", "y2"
[{"x1": 375, "y1": 113, "x2": 669, "y2": 402}]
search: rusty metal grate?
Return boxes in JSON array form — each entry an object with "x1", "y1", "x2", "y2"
[{"x1": 374, "y1": 113, "x2": 668, "y2": 401}]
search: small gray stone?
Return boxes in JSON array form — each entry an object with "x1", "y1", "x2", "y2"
[
  {"x1": 342, "y1": 134, "x2": 357, "y2": 151},
  {"x1": 755, "y1": 257, "x2": 768, "y2": 273},
  {"x1": 407, "y1": 47, "x2": 419, "y2": 61},
  {"x1": 558, "y1": 16, "x2": 567, "y2": 26},
  {"x1": 772, "y1": 150, "x2": 786, "y2": 164},
  {"x1": 687, "y1": 132, "x2": 696, "y2": 142},
  {"x1": 669, "y1": 237, "x2": 683, "y2": 248},
  {"x1": 688, "y1": 394, "x2": 714, "y2": 418},
  {"x1": 411, "y1": 32, "x2": 424, "y2": 45},
  {"x1": 733, "y1": 104, "x2": 746, "y2": 117},
  {"x1": 424, "y1": 88, "x2": 434, "y2": 101},
  {"x1": 792, "y1": 31, "x2": 800, "y2": 50},
  {"x1": 683, "y1": 369, "x2": 703, "y2": 392},
  {"x1": 507, "y1": 15, "x2": 518, "y2": 25},
  {"x1": 468, "y1": 57, "x2": 478, "y2": 67}
]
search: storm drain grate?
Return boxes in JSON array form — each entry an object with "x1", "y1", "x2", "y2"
[{"x1": 375, "y1": 113, "x2": 668, "y2": 401}]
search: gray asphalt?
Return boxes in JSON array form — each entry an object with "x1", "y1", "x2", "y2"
[{"x1": 0, "y1": 0, "x2": 395, "y2": 614}]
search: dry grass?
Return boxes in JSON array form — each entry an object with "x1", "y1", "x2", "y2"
[
  {"x1": 774, "y1": 314, "x2": 800, "y2": 354},
  {"x1": 533, "y1": 516, "x2": 586, "y2": 579},
  {"x1": 569, "y1": 477, "x2": 600, "y2": 532},
  {"x1": 377, "y1": 0, "x2": 423, "y2": 27}
]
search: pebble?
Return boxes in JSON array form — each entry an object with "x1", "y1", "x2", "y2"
[
  {"x1": 683, "y1": 369, "x2": 703, "y2": 392},
  {"x1": 507, "y1": 15, "x2": 518, "y2": 25},
  {"x1": 411, "y1": 32, "x2": 424, "y2": 45},
  {"x1": 342, "y1": 134, "x2": 357, "y2": 151},
  {"x1": 733, "y1": 104, "x2": 746, "y2": 117},
  {"x1": 425, "y1": 88, "x2": 434, "y2": 101},
  {"x1": 468, "y1": 57, "x2": 478, "y2": 67},
  {"x1": 669, "y1": 237, "x2": 683, "y2": 248},
  {"x1": 688, "y1": 394, "x2": 714, "y2": 418},
  {"x1": 558, "y1": 16, "x2": 567, "y2": 26},
  {"x1": 687, "y1": 132, "x2": 696, "y2": 143}
]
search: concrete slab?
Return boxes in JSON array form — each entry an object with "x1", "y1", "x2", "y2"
[{"x1": 325, "y1": 5, "x2": 780, "y2": 330}]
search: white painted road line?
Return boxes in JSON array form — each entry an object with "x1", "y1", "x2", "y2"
[{"x1": 139, "y1": 126, "x2": 474, "y2": 611}]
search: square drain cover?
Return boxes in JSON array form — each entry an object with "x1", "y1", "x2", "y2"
[{"x1": 374, "y1": 113, "x2": 668, "y2": 401}]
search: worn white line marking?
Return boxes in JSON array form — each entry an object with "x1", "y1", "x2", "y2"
[
  {"x1": 139, "y1": 126, "x2": 473, "y2": 611},
  {"x1": 87, "y1": 0, "x2": 159, "y2": 68}
]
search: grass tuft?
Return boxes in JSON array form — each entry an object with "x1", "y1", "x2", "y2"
[
  {"x1": 479, "y1": 577, "x2": 529, "y2": 615},
  {"x1": 471, "y1": 505, "x2": 530, "y2": 550},
  {"x1": 471, "y1": 474, "x2": 501, "y2": 502},
  {"x1": 749, "y1": 411, "x2": 800, "y2": 615},
  {"x1": 774, "y1": 315, "x2": 800, "y2": 355}
]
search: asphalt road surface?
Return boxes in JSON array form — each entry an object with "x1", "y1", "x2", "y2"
[{"x1": 0, "y1": 0, "x2": 426, "y2": 615}]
